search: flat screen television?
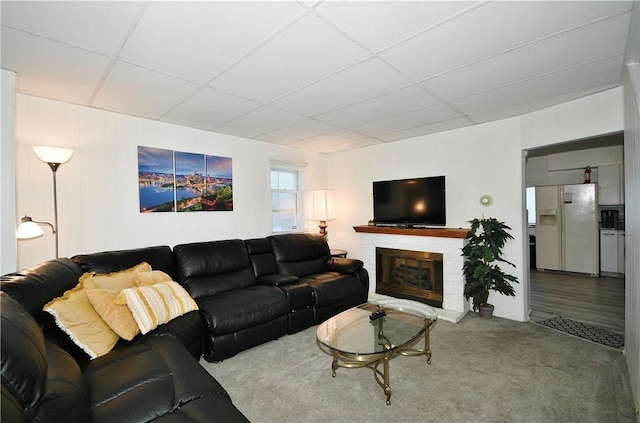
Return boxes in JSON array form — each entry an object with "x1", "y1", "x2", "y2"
[{"x1": 373, "y1": 176, "x2": 446, "y2": 227}]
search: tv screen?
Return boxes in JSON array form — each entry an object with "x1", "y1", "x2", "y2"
[{"x1": 373, "y1": 176, "x2": 446, "y2": 227}]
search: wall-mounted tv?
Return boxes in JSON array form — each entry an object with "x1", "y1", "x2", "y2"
[{"x1": 373, "y1": 176, "x2": 446, "y2": 227}]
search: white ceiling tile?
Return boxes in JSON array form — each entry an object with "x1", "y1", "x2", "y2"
[
  {"x1": 317, "y1": 137, "x2": 384, "y2": 153},
  {"x1": 271, "y1": 58, "x2": 412, "y2": 116},
  {"x1": 450, "y1": 56, "x2": 624, "y2": 120},
  {"x1": 213, "y1": 106, "x2": 304, "y2": 139},
  {"x1": 258, "y1": 119, "x2": 338, "y2": 145},
  {"x1": 287, "y1": 129, "x2": 364, "y2": 151},
  {"x1": 377, "y1": 117, "x2": 473, "y2": 142},
  {"x1": 92, "y1": 61, "x2": 200, "y2": 119},
  {"x1": 421, "y1": 13, "x2": 631, "y2": 101},
  {"x1": 1, "y1": 28, "x2": 111, "y2": 104},
  {"x1": 316, "y1": 85, "x2": 441, "y2": 128},
  {"x1": 351, "y1": 103, "x2": 462, "y2": 137},
  {"x1": 1, "y1": 1, "x2": 143, "y2": 56},
  {"x1": 161, "y1": 87, "x2": 261, "y2": 130},
  {"x1": 316, "y1": 1, "x2": 480, "y2": 52},
  {"x1": 381, "y1": 1, "x2": 633, "y2": 81},
  {"x1": 119, "y1": 1, "x2": 305, "y2": 84},
  {"x1": 466, "y1": 86, "x2": 619, "y2": 125},
  {"x1": 210, "y1": 13, "x2": 370, "y2": 103}
]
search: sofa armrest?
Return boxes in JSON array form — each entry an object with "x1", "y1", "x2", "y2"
[
  {"x1": 323, "y1": 257, "x2": 363, "y2": 274},
  {"x1": 258, "y1": 274, "x2": 300, "y2": 286}
]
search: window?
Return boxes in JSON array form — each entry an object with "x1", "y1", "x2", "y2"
[{"x1": 270, "y1": 163, "x2": 304, "y2": 233}]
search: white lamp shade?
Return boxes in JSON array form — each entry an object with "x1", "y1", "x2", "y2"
[
  {"x1": 16, "y1": 220, "x2": 44, "y2": 240},
  {"x1": 308, "y1": 189, "x2": 336, "y2": 221},
  {"x1": 33, "y1": 146, "x2": 73, "y2": 164}
]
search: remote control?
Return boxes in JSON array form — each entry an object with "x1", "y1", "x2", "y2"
[{"x1": 369, "y1": 310, "x2": 387, "y2": 321}]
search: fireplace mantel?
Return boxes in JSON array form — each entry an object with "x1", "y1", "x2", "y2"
[{"x1": 353, "y1": 225, "x2": 470, "y2": 239}]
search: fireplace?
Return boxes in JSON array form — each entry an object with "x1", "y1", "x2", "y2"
[{"x1": 376, "y1": 247, "x2": 443, "y2": 308}]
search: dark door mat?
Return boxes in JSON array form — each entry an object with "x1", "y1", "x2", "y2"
[{"x1": 536, "y1": 316, "x2": 624, "y2": 349}]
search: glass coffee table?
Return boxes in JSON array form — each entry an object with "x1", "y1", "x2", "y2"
[{"x1": 316, "y1": 299, "x2": 437, "y2": 405}]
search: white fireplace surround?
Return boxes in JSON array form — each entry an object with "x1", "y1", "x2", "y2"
[{"x1": 358, "y1": 231, "x2": 469, "y2": 323}]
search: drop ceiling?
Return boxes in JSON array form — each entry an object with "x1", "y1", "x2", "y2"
[{"x1": 1, "y1": 1, "x2": 634, "y2": 153}]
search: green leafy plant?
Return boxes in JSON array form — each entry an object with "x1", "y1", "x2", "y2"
[{"x1": 461, "y1": 217, "x2": 519, "y2": 311}]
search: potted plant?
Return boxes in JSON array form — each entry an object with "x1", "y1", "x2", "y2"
[{"x1": 461, "y1": 217, "x2": 519, "y2": 318}]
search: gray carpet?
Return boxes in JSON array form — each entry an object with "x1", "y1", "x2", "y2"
[{"x1": 201, "y1": 313, "x2": 636, "y2": 423}]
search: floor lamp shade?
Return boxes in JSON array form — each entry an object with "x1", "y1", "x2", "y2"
[
  {"x1": 33, "y1": 146, "x2": 73, "y2": 164},
  {"x1": 16, "y1": 216, "x2": 45, "y2": 240}
]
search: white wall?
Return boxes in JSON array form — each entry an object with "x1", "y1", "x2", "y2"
[
  {"x1": 520, "y1": 89, "x2": 624, "y2": 149},
  {"x1": 622, "y1": 60, "x2": 640, "y2": 421},
  {"x1": 327, "y1": 88, "x2": 624, "y2": 322},
  {"x1": 1, "y1": 70, "x2": 17, "y2": 274},
  {"x1": 14, "y1": 94, "x2": 327, "y2": 269}
]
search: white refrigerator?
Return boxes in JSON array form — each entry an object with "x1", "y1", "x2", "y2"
[{"x1": 535, "y1": 184, "x2": 599, "y2": 275}]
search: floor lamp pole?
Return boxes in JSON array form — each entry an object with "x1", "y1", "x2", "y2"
[{"x1": 48, "y1": 162, "x2": 60, "y2": 258}]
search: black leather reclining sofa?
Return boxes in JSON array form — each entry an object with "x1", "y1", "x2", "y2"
[{"x1": 1, "y1": 233, "x2": 368, "y2": 422}]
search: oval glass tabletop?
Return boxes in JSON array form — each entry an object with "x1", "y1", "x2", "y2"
[{"x1": 316, "y1": 300, "x2": 437, "y2": 356}]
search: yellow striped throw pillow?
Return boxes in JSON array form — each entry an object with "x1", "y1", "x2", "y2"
[{"x1": 120, "y1": 281, "x2": 198, "y2": 334}]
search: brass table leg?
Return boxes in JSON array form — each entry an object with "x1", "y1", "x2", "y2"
[
  {"x1": 383, "y1": 353, "x2": 391, "y2": 405},
  {"x1": 425, "y1": 324, "x2": 432, "y2": 364},
  {"x1": 331, "y1": 350, "x2": 339, "y2": 377}
]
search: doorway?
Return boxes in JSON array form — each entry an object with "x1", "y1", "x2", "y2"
[{"x1": 525, "y1": 133, "x2": 625, "y2": 334}]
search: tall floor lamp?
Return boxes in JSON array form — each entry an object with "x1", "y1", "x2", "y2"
[
  {"x1": 308, "y1": 189, "x2": 335, "y2": 240},
  {"x1": 16, "y1": 146, "x2": 73, "y2": 258}
]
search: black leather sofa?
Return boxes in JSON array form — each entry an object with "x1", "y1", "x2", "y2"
[{"x1": 1, "y1": 233, "x2": 368, "y2": 422}]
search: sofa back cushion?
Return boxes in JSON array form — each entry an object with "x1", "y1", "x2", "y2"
[
  {"x1": 245, "y1": 238, "x2": 278, "y2": 277},
  {"x1": 174, "y1": 240, "x2": 256, "y2": 299},
  {"x1": 268, "y1": 233, "x2": 330, "y2": 276},
  {"x1": 0, "y1": 258, "x2": 84, "y2": 326},
  {"x1": 1, "y1": 292, "x2": 47, "y2": 412},
  {"x1": 2, "y1": 292, "x2": 91, "y2": 422},
  {"x1": 72, "y1": 245, "x2": 178, "y2": 281}
]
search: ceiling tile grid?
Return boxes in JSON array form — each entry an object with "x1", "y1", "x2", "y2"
[{"x1": 0, "y1": 1, "x2": 634, "y2": 152}]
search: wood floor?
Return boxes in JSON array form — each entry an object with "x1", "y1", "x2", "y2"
[{"x1": 529, "y1": 269, "x2": 625, "y2": 334}]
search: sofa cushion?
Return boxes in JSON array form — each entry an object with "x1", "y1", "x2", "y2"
[
  {"x1": 43, "y1": 279, "x2": 119, "y2": 359},
  {"x1": 245, "y1": 238, "x2": 278, "y2": 277},
  {"x1": 0, "y1": 258, "x2": 84, "y2": 324},
  {"x1": 196, "y1": 285, "x2": 288, "y2": 335},
  {"x1": 1, "y1": 293, "x2": 90, "y2": 422},
  {"x1": 120, "y1": 282, "x2": 199, "y2": 334},
  {"x1": 174, "y1": 240, "x2": 256, "y2": 298},
  {"x1": 1, "y1": 292, "x2": 47, "y2": 411},
  {"x1": 81, "y1": 335, "x2": 248, "y2": 423},
  {"x1": 34, "y1": 342, "x2": 90, "y2": 422},
  {"x1": 268, "y1": 233, "x2": 331, "y2": 276}
]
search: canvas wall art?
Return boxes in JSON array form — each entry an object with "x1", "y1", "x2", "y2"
[
  {"x1": 138, "y1": 146, "x2": 233, "y2": 213},
  {"x1": 138, "y1": 146, "x2": 175, "y2": 212}
]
